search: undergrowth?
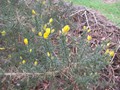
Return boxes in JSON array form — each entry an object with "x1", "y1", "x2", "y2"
[{"x1": 0, "y1": 0, "x2": 115, "y2": 89}]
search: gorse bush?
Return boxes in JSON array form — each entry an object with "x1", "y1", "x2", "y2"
[
  {"x1": 0, "y1": 0, "x2": 113, "y2": 89},
  {"x1": 0, "y1": 0, "x2": 73, "y2": 70}
]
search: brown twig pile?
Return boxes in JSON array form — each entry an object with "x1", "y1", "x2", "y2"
[{"x1": 70, "y1": 5, "x2": 120, "y2": 44}]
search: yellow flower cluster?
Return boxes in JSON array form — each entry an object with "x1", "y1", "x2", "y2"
[
  {"x1": 105, "y1": 49, "x2": 115, "y2": 57},
  {"x1": 19, "y1": 56, "x2": 38, "y2": 66},
  {"x1": 62, "y1": 25, "x2": 70, "y2": 35},
  {"x1": 42, "y1": 18, "x2": 54, "y2": 39},
  {"x1": 19, "y1": 56, "x2": 25, "y2": 64},
  {"x1": 83, "y1": 26, "x2": 91, "y2": 33},
  {"x1": 43, "y1": 28, "x2": 51, "y2": 39},
  {"x1": 109, "y1": 50, "x2": 115, "y2": 57}
]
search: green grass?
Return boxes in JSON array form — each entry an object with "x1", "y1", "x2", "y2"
[{"x1": 66, "y1": 0, "x2": 120, "y2": 27}]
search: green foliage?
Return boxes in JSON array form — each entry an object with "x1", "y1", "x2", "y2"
[{"x1": 0, "y1": 0, "x2": 111, "y2": 89}]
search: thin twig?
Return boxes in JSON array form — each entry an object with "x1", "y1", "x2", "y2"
[
  {"x1": 84, "y1": 11, "x2": 90, "y2": 28},
  {"x1": 1, "y1": 71, "x2": 59, "y2": 76},
  {"x1": 69, "y1": 9, "x2": 85, "y2": 17}
]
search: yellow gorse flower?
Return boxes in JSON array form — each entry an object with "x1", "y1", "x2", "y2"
[
  {"x1": 51, "y1": 56, "x2": 54, "y2": 60},
  {"x1": 83, "y1": 26, "x2": 87, "y2": 30},
  {"x1": 49, "y1": 18, "x2": 53, "y2": 23},
  {"x1": 43, "y1": 28, "x2": 51, "y2": 39},
  {"x1": 42, "y1": 1, "x2": 46, "y2": 5},
  {"x1": 34, "y1": 61, "x2": 38, "y2": 66},
  {"x1": 87, "y1": 35, "x2": 92, "y2": 41},
  {"x1": 22, "y1": 60, "x2": 26, "y2": 64},
  {"x1": 32, "y1": 9, "x2": 36, "y2": 15},
  {"x1": 20, "y1": 56, "x2": 23, "y2": 60},
  {"x1": 45, "y1": 28, "x2": 51, "y2": 34},
  {"x1": 107, "y1": 43, "x2": 110, "y2": 47},
  {"x1": 1, "y1": 31, "x2": 6, "y2": 36},
  {"x1": 66, "y1": 38, "x2": 68, "y2": 42},
  {"x1": 38, "y1": 32, "x2": 42, "y2": 36},
  {"x1": 24, "y1": 38, "x2": 28, "y2": 45},
  {"x1": 51, "y1": 29, "x2": 55, "y2": 33},
  {"x1": 62, "y1": 25, "x2": 70, "y2": 34},
  {"x1": 87, "y1": 29, "x2": 91, "y2": 33},
  {"x1": 43, "y1": 24, "x2": 47, "y2": 30},
  {"x1": 0, "y1": 47, "x2": 5, "y2": 50},
  {"x1": 8, "y1": 54, "x2": 11, "y2": 58},
  {"x1": 105, "y1": 49, "x2": 115, "y2": 57},
  {"x1": 29, "y1": 49, "x2": 32, "y2": 53},
  {"x1": 109, "y1": 50, "x2": 115, "y2": 57},
  {"x1": 105, "y1": 49, "x2": 110, "y2": 54},
  {"x1": 32, "y1": 28, "x2": 36, "y2": 33},
  {"x1": 47, "y1": 52, "x2": 50, "y2": 57},
  {"x1": 43, "y1": 32, "x2": 49, "y2": 39}
]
